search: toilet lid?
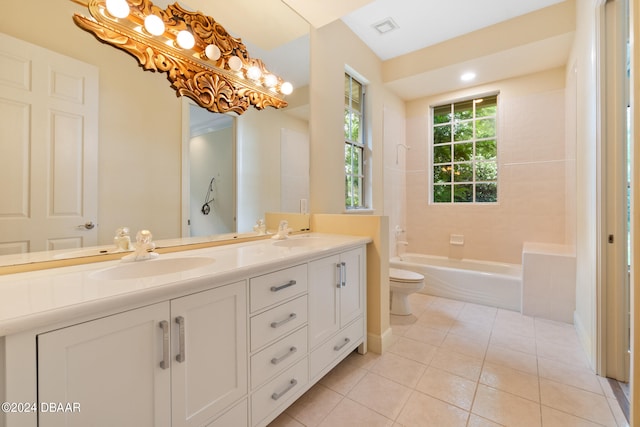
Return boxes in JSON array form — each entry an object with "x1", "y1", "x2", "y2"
[{"x1": 390, "y1": 268, "x2": 424, "y2": 282}]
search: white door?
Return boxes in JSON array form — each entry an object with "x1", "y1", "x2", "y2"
[
  {"x1": 340, "y1": 247, "x2": 365, "y2": 328},
  {"x1": 171, "y1": 281, "x2": 247, "y2": 427},
  {"x1": 0, "y1": 33, "x2": 98, "y2": 255},
  {"x1": 37, "y1": 303, "x2": 171, "y2": 427},
  {"x1": 308, "y1": 254, "x2": 340, "y2": 348}
]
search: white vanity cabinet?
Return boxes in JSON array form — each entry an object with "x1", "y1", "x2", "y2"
[
  {"x1": 37, "y1": 281, "x2": 247, "y2": 427},
  {"x1": 1, "y1": 235, "x2": 369, "y2": 427},
  {"x1": 308, "y1": 247, "x2": 366, "y2": 380}
]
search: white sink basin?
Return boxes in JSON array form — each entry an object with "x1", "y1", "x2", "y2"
[
  {"x1": 90, "y1": 257, "x2": 215, "y2": 280},
  {"x1": 272, "y1": 237, "x2": 334, "y2": 249}
]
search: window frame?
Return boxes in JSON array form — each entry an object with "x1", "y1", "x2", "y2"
[
  {"x1": 430, "y1": 93, "x2": 499, "y2": 205},
  {"x1": 344, "y1": 72, "x2": 366, "y2": 210}
]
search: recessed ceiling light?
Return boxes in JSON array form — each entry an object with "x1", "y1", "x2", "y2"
[
  {"x1": 461, "y1": 72, "x2": 476, "y2": 82},
  {"x1": 372, "y1": 17, "x2": 399, "y2": 35}
]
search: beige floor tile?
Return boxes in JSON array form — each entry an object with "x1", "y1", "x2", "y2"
[
  {"x1": 416, "y1": 311, "x2": 456, "y2": 332},
  {"x1": 317, "y1": 398, "x2": 393, "y2": 427},
  {"x1": 428, "y1": 297, "x2": 466, "y2": 316},
  {"x1": 536, "y1": 338, "x2": 590, "y2": 368},
  {"x1": 489, "y1": 327, "x2": 537, "y2": 355},
  {"x1": 268, "y1": 412, "x2": 305, "y2": 427},
  {"x1": 415, "y1": 366, "x2": 477, "y2": 410},
  {"x1": 535, "y1": 318, "x2": 581, "y2": 345},
  {"x1": 472, "y1": 384, "x2": 541, "y2": 427},
  {"x1": 493, "y1": 310, "x2": 536, "y2": 337},
  {"x1": 318, "y1": 359, "x2": 367, "y2": 395},
  {"x1": 540, "y1": 379, "x2": 617, "y2": 427},
  {"x1": 538, "y1": 357, "x2": 603, "y2": 394},
  {"x1": 396, "y1": 390, "x2": 469, "y2": 427},
  {"x1": 540, "y1": 405, "x2": 603, "y2": 426},
  {"x1": 343, "y1": 350, "x2": 382, "y2": 371},
  {"x1": 284, "y1": 383, "x2": 342, "y2": 427},
  {"x1": 370, "y1": 352, "x2": 426, "y2": 388},
  {"x1": 485, "y1": 344, "x2": 538, "y2": 375},
  {"x1": 430, "y1": 347, "x2": 484, "y2": 381},
  {"x1": 448, "y1": 320, "x2": 493, "y2": 343},
  {"x1": 467, "y1": 414, "x2": 503, "y2": 427},
  {"x1": 403, "y1": 322, "x2": 448, "y2": 346},
  {"x1": 480, "y1": 362, "x2": 540, "y2": 402},
  {"x1": 347, "y1": 372, "x2": 412, "y2": 419},
  {"x1": 440, "y1": 332, "x2": 488, "y2": 360},
  {"x1": 388, "y1": 336, "x2": 438, "y2": 365},
  {"x1": 407, "y1": 293, "x2": 434, "y2": 315}
]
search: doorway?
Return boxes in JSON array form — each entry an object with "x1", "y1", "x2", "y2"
[{"x1": 181, "y1": 100, "x2": 237, "y2": 237}]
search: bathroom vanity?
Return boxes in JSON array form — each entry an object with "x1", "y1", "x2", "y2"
[{"x1": 0, "y1": 233, "x2": 369, "y2": 427}]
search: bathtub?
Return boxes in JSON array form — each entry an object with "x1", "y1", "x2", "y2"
[{"x1": 390, "y1": 254, "x2": 522, "y2": 311}]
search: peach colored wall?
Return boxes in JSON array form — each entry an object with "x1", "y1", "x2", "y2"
[{"x1": 405, "y1": 68, "x2": 569, "y2": 265}]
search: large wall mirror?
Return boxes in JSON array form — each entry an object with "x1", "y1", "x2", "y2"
[{"x1": 0, "y1": 0, "x2": 309, "y2": 267}]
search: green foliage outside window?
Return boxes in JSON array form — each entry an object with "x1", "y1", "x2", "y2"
[
  {"x1": 345, "y1": 73, "x2": 364, "y2": 208},
  {"x1": 432, "y1": 95, "x2": 498, "y2": 204}
]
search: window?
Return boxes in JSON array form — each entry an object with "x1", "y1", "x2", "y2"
[
  {"x1": 344, "y1": 73, "x2": 365, "y2": 209},
  {"x1": 432, "y1": 94, "x2": 498, "y2": 203}
]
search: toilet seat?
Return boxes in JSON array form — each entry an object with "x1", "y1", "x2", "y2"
[{"x1": 390, "y1": 268, "x2": 424, "y2": 283}]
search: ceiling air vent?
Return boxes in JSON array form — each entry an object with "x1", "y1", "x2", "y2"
[{"x1": 372, "y1": 17, "x2": 399, "y2": 35}]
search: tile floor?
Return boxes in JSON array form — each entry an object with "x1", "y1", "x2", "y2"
[{"x1": 268, "y1": 294, "x2": 628, "y2": 427}]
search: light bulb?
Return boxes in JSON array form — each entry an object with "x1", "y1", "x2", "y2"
[
  {"x1": 176, "y1": 30, "x2": 195, "y2": 49},
  {"x1": 106, "y1": 0, "x2": 130, "y2": 18},
  {"x1": 205, "y1": 44, "x2": 221, "y2": 60},
  {"x1": 247, "y1": 66, "x2": 262, "y2": 80},
  {"x1": 144, "y1": 15, "x2": 165, "y2": 36},
  {"x1": 228, "y1": 56, "x2": 242, "y2": 71},
  {"x1": 280, "y1": 82, "x2": 293, "y2": 95},
  {"x1": 263, "y1": 74, "x2": 277, "y2": 88}
]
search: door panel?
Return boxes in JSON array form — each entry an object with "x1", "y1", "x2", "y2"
[{"x1": 0, "y1": 33, "x2": 98, "y2": 254}]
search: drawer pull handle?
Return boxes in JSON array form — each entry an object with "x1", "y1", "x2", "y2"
[
  {"x1": 271, "y1": 379, "x2": 298, "y2": 401},
  {"x1": 271, "y1": 313, "x2": 297, "y2": 328},
  {"x1": 175, "y1": 316, "x2": 185, "y2": 363},
  {"x1": 333, "y1": 337, "x2": 350, "y2": 352},
  {"x1": 271, "y1": 346, "x2": 297, "y2": 365},
  {"x1": 270, "y1": 280, "x2": 296, "y2": 292},
  {"x1": 159, "y1": 320, "x2": 169, "y2": 370}
]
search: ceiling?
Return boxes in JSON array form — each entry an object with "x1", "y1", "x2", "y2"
[{"x1": 162, "y1": 0, "x2": 575, "y2": 101}]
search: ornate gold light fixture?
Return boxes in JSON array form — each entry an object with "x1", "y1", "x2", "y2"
[{"x1": 73, "y1": 0, "x2": 293, "y2": 114}]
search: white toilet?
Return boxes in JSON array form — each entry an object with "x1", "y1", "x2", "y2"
[{"x1": 389, "y1": 268, "x2": 425, "y2": 315}]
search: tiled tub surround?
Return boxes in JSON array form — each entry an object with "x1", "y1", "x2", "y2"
[
  {"x1": 270, "y1": 294, "x2": 627, "y2": 427},
  {"x1": 405, "y1": 70, "x2": 571, "y2": 266},
  {"x1": 0, "y1": 233, "x2": 370, "y2": 427}
]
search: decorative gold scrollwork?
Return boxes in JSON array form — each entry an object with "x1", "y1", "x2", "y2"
[{"x1": 73, "y1": 0, "x2": 289, "y2": 114}]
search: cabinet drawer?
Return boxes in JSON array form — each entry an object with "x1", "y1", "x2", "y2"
[
  {"x1": 251, "y1": 327, "x2": 308, "y2": 388},
  {"x1": 250, "y1": 295, "x2": 307, "y2": 351},
  {"x1": 251, "y1": 358, "x2": 308, "y2": 426},
  {"x1": 309, "y1": 317, "x2": 364, "y2": 381},
  {"x1": 250, "y1": 264, "x2": 308, "y2": 313}
]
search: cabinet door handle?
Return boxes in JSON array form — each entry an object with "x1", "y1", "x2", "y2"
[
  {"x1": 270, "y1": 280, "x2": 296, "y2": 292},
  {"x1": 341, "y1": 262, "x2": 347, "y2": 287},
  {"x1": 271, "y1": 379, "x2": 298, "y2": 401},
  {"x1": 333, "y1": 337, "x2": 350, "y2": 352},
  {"x1": 336, "y1": 263, "x2": 342, "y2": 288},
  {"x1": 175, "y1": 316, "x2": 185, "y2": 363},
  {"x1": 271, "y1": 346, "x2": 297, "y2": 365},
  {"x1": 159, "y1": 320, "x2": 169, "y2": 370},
  {"x1": 270, "y1": 313, "x2": 297, "y2": 328}
]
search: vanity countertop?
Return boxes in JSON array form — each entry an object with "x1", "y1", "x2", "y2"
[{"x1": 0, "y1": 233, "x2": 371, "y2": 337}]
